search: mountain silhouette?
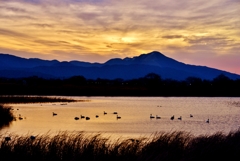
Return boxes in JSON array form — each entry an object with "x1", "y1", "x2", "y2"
[
  {"x1": 105, "y1": 51, "x2": 182, "y2": 68},
  {"x1": 0, "y1": 51, "x2": 239, "y2": 80}
]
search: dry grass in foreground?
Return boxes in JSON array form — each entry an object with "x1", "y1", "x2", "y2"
[
  {"x1": 0, "y1": 95, "x2": 88, "y2": 104},
  {"x1": 1, "y1": 130, "x2": 240, "y2": 161}
]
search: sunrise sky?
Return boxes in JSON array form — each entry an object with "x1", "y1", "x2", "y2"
[{"x1": 0, "y1": 0, "x2": 239, "y2": 74}]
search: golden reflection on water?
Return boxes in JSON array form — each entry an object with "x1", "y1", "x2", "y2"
[{"x1": 1, "y1": 97, "x2": 240, "y2": 139}]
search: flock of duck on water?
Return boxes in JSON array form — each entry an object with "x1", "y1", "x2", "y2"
[
  {"x1": 5, "y1": 111, "x2": 210, "y2": 142},
  {"x1": 13, "y1": 106, "x2": 210, "y2": 124},
  {"x1": 5, "y1": 110, "x2": 121, "y2": 141},
  {"x1": 4, "y1": 112, "x2": 210, "y2": 142},
  {"x1": 5, "y1": 106, "x2": 210, "y2": 141},
  {"x1": 52, "y1": 111, "x2": 210, "y2": 123},
  {"x1": 52, "y1": 111, "x2": 121, "y2": 120},
  {"x1": 150, "y1": 113, "x2": 210, "y2": 123}
]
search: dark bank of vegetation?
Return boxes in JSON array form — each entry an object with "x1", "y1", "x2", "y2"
[
  {"x1": 0, "y1": 95, "x2": 85, "y2": 104},
  {"x1": 0, "y1": 73, "x2": 240, "y2": 96},
  {"x1": 0, "y1": 104, "x2": 15, "y2": 128},
  {"x1": 1, "y1": 130, "x2": 240, "y2": 161}
]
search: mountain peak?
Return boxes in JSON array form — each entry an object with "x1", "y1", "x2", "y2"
[
  {"x1": 105, "y1": 51, "x2": 173, "y2": 66},
  {"x1": 137, "y1": 51, "x2": 166, "y2": 60},
  {"x1": 149, "y1": 51, "x2": 164, "y2": 55}
]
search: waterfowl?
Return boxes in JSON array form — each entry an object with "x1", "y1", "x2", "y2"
[
  {"x1": 113, "y1": 112, "x2": 118, "y2": 114},
  {"x1": 104, "y1": 111, "x2": 107, "y2": 115},
  {"x1": 156, "y1": 115, "x2": 161, "y2": 119},
  {"x1": 178, "y1": 116, "x2": 182, "y2": 120},
  {"x1": 19, "y1": 114, "x2": 23, "y2": 120},
  {"x1": 80, "y1": 115, "x2": 85, "y2": 119},
  {"x1": 96, "y1": 115, "x2": 99, "y2": 118},
  {"x1": 150, "y1": 114, "x2": 155, "y2": 119},
  {"x1": 74, "y1": 117, "x2": 79, "y2": 120},
  {"x1": 53, "y1": 112, "x2": 57, "y2": 116},
  {"x1": 117, "y1": 115, "x2": 121, "y2": 119},
  {"x1": 86, "y1": 117, "x2": 90, "y2": 120},
  {"x1": 206, "y1": 119, "x2": 210, "y2": 123},
  {"x1": 170, "y1": 115, "x2": 174, "y2": 120},
  {"x1": 30, "y1": 136, "x2": 36, "y2": 140},
  {"x1": 5, "y1": 137, "x2": 11, "y2": 141},
  {"x1": 190, "y1": 114, "x2": 193, "y2": 117}
]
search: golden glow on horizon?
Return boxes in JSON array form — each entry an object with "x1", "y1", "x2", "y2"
[{"x1": 0, "y1": 0, "x2": 239, "y2": 73}]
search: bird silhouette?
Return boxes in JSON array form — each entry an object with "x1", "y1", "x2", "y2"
[
  {"x1": 150, "y1": 114, "x2": 155, "y2": 119},
  {"x1": 117, "y1": 115, "x2": 121, "y2": 119},
  {"x1": 206, "y1": 118, "x2": 210, "y2": 123},
  {"x1": 30, "y1": 136, "x2": 36, "y2": 140},
  {"x1": 156, "y1": 115, "x2": 161, "y2": 119},
  {"x1": 80, "y1": 115, "x2": 85, "y2": 119},
  {"x1": 5, "y1": 137, "x2": 11, "y2": 141},
  {"x1": 19, "y1": 114, "x2": 23, "y2": 120}
]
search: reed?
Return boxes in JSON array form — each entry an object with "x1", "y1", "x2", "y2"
[
  {"x1": 139, "y1": 131, "x2": 191, "y2": 160},
  {"x1": 0, "y1": 95, "x2": 87, "y2": 104},
  {"x1": 1, "y1": 130, "x2": 240, "y2": 161},
  {"x1": 0, "y1": 104, "x2": 15, "y2": 128}
]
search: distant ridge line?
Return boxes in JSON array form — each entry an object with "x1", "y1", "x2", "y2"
[{"x1": 0, "y1": 51, "x2": 239, "y2": 80}]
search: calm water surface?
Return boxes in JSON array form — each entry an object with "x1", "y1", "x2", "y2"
[{"x1": 1, "y1": 97, "x2": 240, "y2": 139}]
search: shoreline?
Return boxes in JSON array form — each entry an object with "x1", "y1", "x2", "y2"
[{"x1": 0, "y1": 95, "x2": 89, "y2": 104}]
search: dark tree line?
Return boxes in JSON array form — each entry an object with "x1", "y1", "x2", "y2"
[{"x1": 0, "y1": 73, "x2": 239, "y2": 96}]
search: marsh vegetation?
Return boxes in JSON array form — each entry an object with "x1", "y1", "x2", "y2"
[
  {"x1": 0, "y1": 104, "x2": 15, "y2": 128},
  {"x1": 1, "y1": 130, "x2": 240, "y2": 161},
  {"x1": 0, "y1": 95, "x2": 86, "y2": 104}
]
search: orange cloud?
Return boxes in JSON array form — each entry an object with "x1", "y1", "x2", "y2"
[{"x1": 0, "y1": 0, "x2": 239, "y2": 74}]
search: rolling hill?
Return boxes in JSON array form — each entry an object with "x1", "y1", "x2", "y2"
[{"x1": 0, "y1": 51, "x2": 239, "y2": 80}]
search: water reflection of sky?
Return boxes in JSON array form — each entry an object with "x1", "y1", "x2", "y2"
[{"x1": 1, "y1": 97, "x2": 240, "y2": 139}]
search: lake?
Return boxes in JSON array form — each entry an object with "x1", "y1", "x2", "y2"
[{"x1": 1, "y1": 97, "x2": 240, "y2": 139}]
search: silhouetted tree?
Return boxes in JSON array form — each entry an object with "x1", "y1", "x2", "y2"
[
  {"x1": 213, "y1": 74, "x2": 231, "y2": 82},
  {"x1": 186, "y1": 77, "x2": 202, "y2": 86},
  {"x1": 0, "y1": 73, "x2": 240, "y2": 96},
  {"x1": 144, "y1": 73, "x2": 162, "y2": 81},
  {"x1": 65, "y1": 76, "x2": 86, "y2": 85}
]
